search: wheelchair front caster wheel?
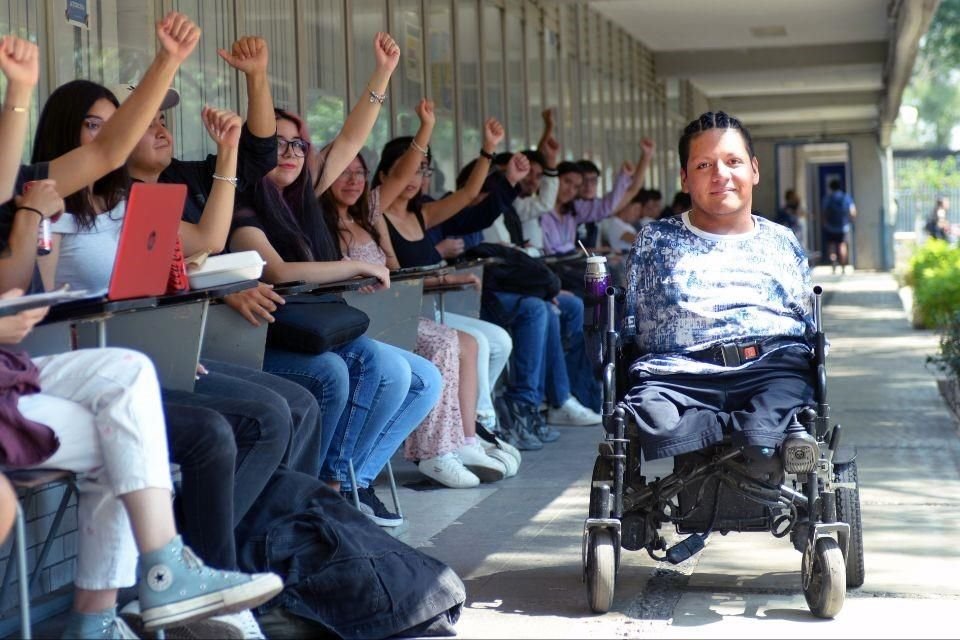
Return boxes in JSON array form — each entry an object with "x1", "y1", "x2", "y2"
[
  {"x1": 802, "y1": 537, "x2": 846, "y2": 618},
  {"x1": 586, "y1": 529, "x2": 616, "y2": 613}
]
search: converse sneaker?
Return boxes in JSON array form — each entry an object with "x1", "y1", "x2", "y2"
[
  {"x1": 547, "y1": 396, "x2": 602, "y2": 426},
  {"x1": 418, "y1": 452, "x2": 480, "y2": 488},
  {"x1": 356, "y1": 486, "x2": 404, "y2": 527},
  {"x1": 120, "y1": 599, "x2": 246, "y2": 639},
  {"x1": 457, "y1": 442, "x2": 507, "y2": 482},
  {"x1": 62, "y1": 606, "x2": 139, "y2": 639},
  {"x1": 137, "y1": 536, "x2": 283, "y2": 632}
]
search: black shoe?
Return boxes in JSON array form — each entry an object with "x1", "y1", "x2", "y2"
[
  {"x1": 356, "y1": 487, "x2": 403, "y2": 527},
  {"x1": 530, "y1": 409, "x2": 561, "y2": 443},
  {"x1": 495, "y1": 395, "x2": 544, "y2": 450}
]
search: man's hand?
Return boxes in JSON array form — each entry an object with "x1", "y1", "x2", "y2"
[
  {"x1": 217, "y1": 36, "x2": 269, "y2": 76},
  {"x1": 482, "y1": 118, "x2": 505, "y2": 154},
  {"x1": 0, "y1": 289, "x2": 47, "y2": 344},
  {"x1": 415, "y1": 98, "x2": 436, "y2": 129},
  {"x1": 541, "y1": 135, "x2": 560, "y2": 168},
  {"x1": 505, "y1": 152, "x2": 531, "y2": 186},
  {"x1": 201, "y1": 106, "x2": 243, "y2": 149},
  {"x1": 373, "y1": 32, "x2": 400, "y2": 74},
  {"x1": 16, "y1": 180, "x2": 63, "y2": 219},
  {"x1": 640, "y1": 137, "x2": 656, "y2": 158},
  {"x1": 620, "y1": 160, "x2": 635, "y2": 176},
  {"x1": 435, "y1": 237, "x2": 465, "y2": 259},
  {"x1": 223, "y1": 282, "x2": 285, "y2": 327},
  {"x1": 541, "y1": 107, "x2": 555, "y2": 129},
  {"x1": 156, "y1": 12, "x2": 201, "y2": 64},
  {"x1": 0, "y1": 35, "x2": 39, "y2": 88}
]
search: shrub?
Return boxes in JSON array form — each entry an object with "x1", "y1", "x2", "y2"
[{"x1": 908, "y1": 240, "x2": 960, "y2": 327}]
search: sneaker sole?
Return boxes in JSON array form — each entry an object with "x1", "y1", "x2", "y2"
[
  {"x1": 142, "y1": 573, "x2": 283, "y2": 632},
  {"x1": 462, "y1": 462, "x2": 506, "y2": 483}
]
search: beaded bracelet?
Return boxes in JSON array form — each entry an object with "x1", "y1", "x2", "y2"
[
  {"x1": 410, "y1": 139, "x2": 429, "y2": 156},
  {"x1": 212, "y1": 173, "x2": 238, "y2": 187},
  {"x1": 367, "y1": 86, "x2": 387, "y2": 104}
]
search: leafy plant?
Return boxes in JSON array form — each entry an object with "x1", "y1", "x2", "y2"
[
  {"x1": 908, "y1": 239, "x2": 960, "y2": 327},
  {"x1": 928, "y1": 311, "x2": 960, "y2": 379}
]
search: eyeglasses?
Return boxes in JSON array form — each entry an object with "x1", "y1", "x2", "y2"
[
  {"x1": 277, "y1": 137, "x2": 309, "y2": 158},
  {"x1": 417, "y1": 166, "x2": 434, "y2": 177},
  {"x1": 340, "y1": 169, "x2": 369, "y2": 182}
]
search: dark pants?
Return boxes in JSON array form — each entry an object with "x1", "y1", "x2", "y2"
[
  {"x1": 163, "y1": 402, "x2": 239, "y2": 570},
  {"x1": 625, "y1": 349, "x2": 814, "y2": 461}
]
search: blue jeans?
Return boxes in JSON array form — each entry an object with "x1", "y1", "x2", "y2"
[
  {"x1": 352, "y1": 343, "x2": 442, "y2": 488},
  {"x1": 483, "y1": 292, "x2": 550, "y2": 407},
  {"x1": 556, "y1": 292, "x2": 601, "y2": 411},
  {"x1": 541, "y1": 300, "x2": 572, "y2": 407}
]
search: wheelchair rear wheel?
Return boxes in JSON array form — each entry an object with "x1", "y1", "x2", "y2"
[
  {"x1": 834, "y1": 459, "x2": 865, "y2": 588},
  {"x1": 802, "y1": 536, "x2": 846, "y2": 618},
  {"x1": 586, "y1": 529, "x2": 616, "y2": 613}
]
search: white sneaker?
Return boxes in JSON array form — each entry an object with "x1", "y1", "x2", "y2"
[
  {"x1": 210, "y1": 609, "x2": 266, "y2": 639},
  {"x1": 418, "y1": 452, "x2": 480, "y2": 488},
  {"x1": 457, "y1": 442, "x2": 507, "y2": 482},
  {"x1": 547, "y1": 397, "x2": 602, "y2": 426},
  {"x1": 482, "y1": 441, "x2": 519, "y2": 477}
]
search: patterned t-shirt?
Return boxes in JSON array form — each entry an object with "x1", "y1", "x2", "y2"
[{"x1": 625, "y1": 211, "x2": 814, "y2": 377}]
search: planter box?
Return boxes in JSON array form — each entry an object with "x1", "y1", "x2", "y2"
[{"x1": 936, "y1": 377, "x2": 960, "y2": 427}]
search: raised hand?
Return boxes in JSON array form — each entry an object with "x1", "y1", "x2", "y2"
[
  {"x1": 0, "y1": 35, "x2": 38, "y2": 88},
  {"x1": 482, "y1": 118, "x2": 505, "y2": 153},
  {"x1": 621, "y1": 161, "x2": 636, "y2": 176},
  {"x1": 373, "y1": 32, "x2": 400, "y2": 74},
  {"x1": 156, "y1": 11, "x2": 201, "y2": 64},
  {"x1": 541, "y1": 135, "x2": 560, "y2": 166},
  {"x1": 505, "y1": 152, "x2": 531, "y2": 186},
  {"x1": 217, "y1": 36, "x2": 268, "y2": 76},
  {"x1": 541, "y1": 107, "x2": 555, "y2": 128},
  {"x1": 415, "y1": 98, "x2": 436, "y2": 129},
  {"x1": 201, "y1": 105, "x2": 243, "y2": 148},
  {"x1": 640, "y1": 137, "x2": 656, "y2": 157}
]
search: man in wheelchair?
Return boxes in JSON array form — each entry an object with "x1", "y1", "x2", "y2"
[{"x1": 582, "y1": 111, "x2": 863, "y2": 619}]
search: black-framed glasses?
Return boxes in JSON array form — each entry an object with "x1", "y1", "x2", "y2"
[{"x1": 277, "y1": 137, "x2": 309, "y2": 158}]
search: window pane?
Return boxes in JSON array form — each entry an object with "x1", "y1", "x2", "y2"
[
  {"x1": 456, "y1": 0, "x2": 481, "y2": 167},
  {"x1": 351, "y1": 1, "x2": 390, "y2": 166},
  {"x1": 504, "y1": 9, "x2": 526, "y2": 151},
  {"x1": 543, "y1": 28, "x2": 560, "y2": 146},
  {"x1": 525, "y1": 7, "x2": 542, "y2": 151},
  {"x1": 426, "y1": 0, "x2": 456, "y2": 196},
  {"x1": 303, "y1": 0, "x2": 347, "y2": 146},
  {"x1": 482, "y1": 5, "x2": 504, "y2": 123},
  {"x1": 393, "y1": 0, "x2": 424, "y2": 136},
  {"x1": 0, "y1": 1, "x2": 48, "y2": 160}
]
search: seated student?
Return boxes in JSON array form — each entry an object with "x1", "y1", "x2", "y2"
[
  {"x1": 0, "y1": 23, "x2": 281, "y2": 639},
  {"x1": 229, "y1": 99, "x2": 443, "y2": 525},
  {"x1": 317, "y1": 99, "x2": 517, "y2": 487},
  {"x1": 659, "y1": 190, "x2": 692, "y2": 221},
  {"x1": 372, "y1": 128, "x2": 517, "y2": 445},
  {"x1": 542, "y1": 140, "x2": 653, "y2": 256},
  {"x1": 623, "y1": 111, "x2": 815, "y2": 462}
]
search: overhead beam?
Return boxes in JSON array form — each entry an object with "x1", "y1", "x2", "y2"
[
  {"x1": 711, "y1": 91, "x2": 882, "y2": 115},
  {"x1": 655, "y1": 42, "x2": 888, "y2": 78},
  {"x1": 747, "y1": 118, "x2": 880, "y2": 140}
]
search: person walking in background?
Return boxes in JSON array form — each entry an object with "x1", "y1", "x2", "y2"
[
  {"x1": 821, "y1": 178, "x2": 856, "y2": 274},
  {"x1": 925, "y1": 196, "x2": 951, "y2": 242}
]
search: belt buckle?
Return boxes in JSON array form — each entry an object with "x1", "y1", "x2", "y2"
[{"x1": 740, "y1": 342, "x2": 761, "y2": 361}]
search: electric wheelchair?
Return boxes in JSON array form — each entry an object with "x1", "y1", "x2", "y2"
[{"x1": 582, "y1": 285, "x2": 864, "y2": 619}]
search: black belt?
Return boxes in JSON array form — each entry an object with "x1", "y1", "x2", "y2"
[{"x1": 684, "y1": 338, "x2": 803, "y2": 367}]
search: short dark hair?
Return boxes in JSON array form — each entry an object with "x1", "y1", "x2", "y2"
[
  {"x1": 635, "y1": 188, "x2": 662, "y2": 205},
  {"x1": 678, "y1": 111, "x2": 755, "y2": 169},
  {"x1": 557, "y1": 161, "x2": 583, "y2": 177},
  {"x1": 829, "y1": 178, "x2": 842, "y2": 191},
  {"x1": 493, "y1": 151, "x2": 513, "y2": 167},
  {"x1": 576, "y1": 159, "x2": 600, "y2": 175},
  {"x1": 522, "y1": 149, "x2": 545, "y2": 168}
]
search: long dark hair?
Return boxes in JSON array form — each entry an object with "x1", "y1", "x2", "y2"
[
  {"x1": 244, "y1": 108, "x2": 340, "y2": 262},
  {"x1": 317, "y1": 148, "x2": 381, "y2": 251},
  {"x1": 372, "y1": 136, "x2": 430, "y2": 217},
  {"x1": 31, "y1": 80, "x2": 130, "y2": 230}
]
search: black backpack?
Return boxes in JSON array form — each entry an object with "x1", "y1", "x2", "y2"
[{"x1": 462, "y1": 243, "x2": 561, "y2": 300}]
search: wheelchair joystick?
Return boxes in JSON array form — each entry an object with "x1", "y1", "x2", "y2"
[{"x1": 781, "y1": 411, "x2": 820, "y2": 474}]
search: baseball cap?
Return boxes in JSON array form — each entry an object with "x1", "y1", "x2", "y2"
[{"x1": 108, "y1": 83, "x2": 180, "y2": 110}]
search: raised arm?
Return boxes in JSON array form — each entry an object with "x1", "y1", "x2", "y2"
[
  {"x1": 0, "y1": 36, "x2": 38, "y2": 201},
  {"x1": 47, "y1": 12, "x2": 199, "y2": 198},
  {"x1": 421, "y1": 118, "x2": 504, "y2": 229},
  {"x1": 217, "y1": 36, "x2": 274, "y2": 138},
  {"x1": 179, "y1": 107, "x2": 242, "y2": 255},
  {"x1": 375, "y1": 99, "x2": 435, "y2": 209},
  {"x1": 613, "y1": 138, "x2": 656, "y2": 214},
  {"x1": 536, "y1": 107, "x2": 555, "y2": 153},
  {"x1": 314, "y1": 32, "x2": 400, "y2": 195},
  {"x1": 229, "y1": 225, "x2": 391, "y2": 287}
]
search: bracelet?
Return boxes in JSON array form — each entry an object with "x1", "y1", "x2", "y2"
[
  {"x1": 16, "y1": 206, "x2": 44, "y2": 220},
  {"x1": 367, "y1": 86, "x2": 387, "y2": 104},
  {"x1": 212, "y1": 173, "x2": 238, "y2": 187},
  {"x1": 410, "y1": 139, "x2": 429, "y2": 156},
  {"x1": 479, "y1": 149, "x2": 495, "y2": 161},
  {"x1": 3, "y1": 105, "x2": 27, "y2": 113},
  {"x1": 542, "y1": 167, "x2": 559, "y2": 177}
]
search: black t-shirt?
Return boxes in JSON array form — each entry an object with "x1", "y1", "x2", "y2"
[
  {"x1": 0, "y1": 163, "x2": 51, "y2": 294},
  {"x1": 159, "y1": 124, "x2": 277, "y2": 224}
]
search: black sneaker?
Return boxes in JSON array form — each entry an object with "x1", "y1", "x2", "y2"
[
  {"x1": 496, "y1": 396, "x2": 544, "y2": 451},
  {"x1": 356, "y1": 487, "x2": 404, "y2": 527},
  {"x1": 530, "y1": 409, "x2": 561, "y2": 443}
]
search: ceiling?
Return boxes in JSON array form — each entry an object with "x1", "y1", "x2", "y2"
[{"x1": 588, "y1": 0, "x2": 939, "y2": 143}]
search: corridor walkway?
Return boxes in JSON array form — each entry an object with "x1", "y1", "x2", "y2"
[{"x1": 395, "y1": 268, "x2": 960, "y2": 638}]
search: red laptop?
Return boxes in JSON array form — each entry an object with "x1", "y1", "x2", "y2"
[{"x1": 106, "y1": 182, "x2": 187, "y2": 300}]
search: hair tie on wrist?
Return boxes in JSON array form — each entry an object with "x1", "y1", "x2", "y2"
[
  {"x1": 479, "y1": 149, "x2": 495, "y2": 161},
  {"x1": 16, "y1": 206, "x2": 45, "y2": 220}
]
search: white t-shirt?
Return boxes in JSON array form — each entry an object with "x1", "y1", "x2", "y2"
[
  {"x1": 601, "y1": 215, "x2": 637, "y2": 253},
  {"x1": 49, "y1": 201, "x2": 127, "y2": 295}
]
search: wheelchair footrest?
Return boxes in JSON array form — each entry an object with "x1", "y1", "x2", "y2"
[{"x1": 665, "y1": 534, "x2": 706, "y2": 565}]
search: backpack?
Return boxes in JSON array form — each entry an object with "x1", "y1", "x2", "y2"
[{"x1": 462, "y1": 243, "x2": 561, "y2": 300}]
